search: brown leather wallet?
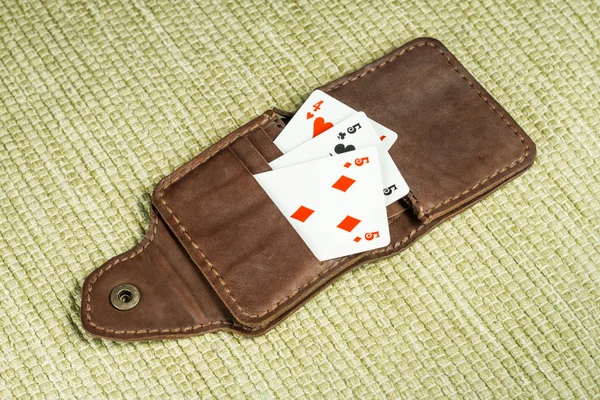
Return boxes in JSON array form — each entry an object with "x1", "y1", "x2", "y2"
[{"x1": 81, "y1": 38, "x2": 536, "y2": 341}]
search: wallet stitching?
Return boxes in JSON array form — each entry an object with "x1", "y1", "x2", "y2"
[
  {"x1": 87, "y1": 39, "x2": 529, "y2": 334},
  {"x1": 85, "y1": 114, "x2": 282, "y2": 335},
  {"x1": 157, "y1": 40, "x2": 528, "y2": 321},
  {"x1": 157, "y1": 110, "x2": 430, "y2": 321},
  {"x1": 323, "y1": 41, "x2": 530, "y2": 220},
  {"x1": 83, "y1": 115, "x2": 279, "y2": 335},
  {"x1": 84, "y1": 211, "x2": 254, "y2": 334}
]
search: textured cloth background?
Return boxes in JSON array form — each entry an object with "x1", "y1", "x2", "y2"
[{"x1": 0, "y1": 0, "x2": 599, "y2": 398}]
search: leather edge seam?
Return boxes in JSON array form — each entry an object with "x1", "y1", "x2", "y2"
[
  {"x1": 323, "y1": 39, "x2": 532, "y2": 221},
  {"x1": 156, "y1": 39, "x2": 531, "y2": 323},
  {"x1": 85, "y1": 37, "x2": 535, "y2": 334},
  {"x1": 83, "y1": 113, "x2": 280, "y2": 336}
]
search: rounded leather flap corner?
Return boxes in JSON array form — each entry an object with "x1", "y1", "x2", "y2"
[{"x1": 81, "y1": 208, "x2": 242, "y2": 341}]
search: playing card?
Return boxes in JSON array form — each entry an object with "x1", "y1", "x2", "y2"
[
  {"x1": 254, "y1": 147, "x2": 390, "y2": 261},
  {"x1": 274, "y1": 90, "x2": 398, "y2": 153},
  {"x1": 270, "y1": 112, "x2": 409, "y2": 205},
  {"x1": 270, "y1": 112, "x2": 377, "y2": 168}
]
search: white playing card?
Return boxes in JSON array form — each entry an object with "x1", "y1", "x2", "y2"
[
  {"x1": 254, "y1": 147, "x2": 390, "y2": 261},
  {"x1": 270, "y1": 112, "x2": 409, "y2": 205},
  {"x1": 274, "y1": 90, "x2": 398, "y2": 153}
]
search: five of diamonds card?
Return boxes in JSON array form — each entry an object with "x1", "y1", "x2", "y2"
[{"x1": 254, "y1": 90, "x2": 409, "y2": 261}]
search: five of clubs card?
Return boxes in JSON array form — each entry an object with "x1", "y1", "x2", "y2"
[{"x1": 255, "y1": 90, "x2": 409, "y2": 261}]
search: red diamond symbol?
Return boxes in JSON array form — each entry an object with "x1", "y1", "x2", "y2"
[
  {"x1": 380, "y1": 135, "x2": 387, "y2": 141},
  {"x1": 354, "y1": 236, "x2": 362, "y2": 242},
  {"x1": 331, "y1": 175, "x2": 356, "y2": 192},
  {"x1": 343, "y1": 162, "x2": 351, "y2": 168},
  {"x1": 290, "y1": 206, "x2": 314, "y2": 222},
  {"x1": 337, "y1": 215, "x2": 361, "y2": 232}
]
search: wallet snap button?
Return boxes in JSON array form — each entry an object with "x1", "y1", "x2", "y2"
[{"x1": 110, "y1": 284, "x2": 140, "y2": 310}]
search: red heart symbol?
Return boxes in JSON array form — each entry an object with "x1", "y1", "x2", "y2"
[
  {"x1": 313, "y1": 117, "x2": 333, "y2": 137},
  {"x1": 306, "y1": 112, "x2": 314, "y2": 119}
]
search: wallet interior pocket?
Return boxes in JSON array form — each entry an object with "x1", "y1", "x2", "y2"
[
  {"x1": 230, "y1": 137, "x2": 271, "y2": 174},
  {"x1": 256, "y1": 112, "x2": 410, "y2": 221},
  {"x1": 248, "y1": 126, "x2": 284, "y2": 163},
  {"x1": 154, "y1": 133, "x2": 337, "y2": 326}
]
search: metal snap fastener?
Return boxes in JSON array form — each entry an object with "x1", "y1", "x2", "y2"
[{"x1": 110, "y1": 283, "x2": 140, "y2": 310}]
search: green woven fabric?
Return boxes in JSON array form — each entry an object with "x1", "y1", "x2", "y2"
[{"x1": 1, "y1": 0, "x2": 599, "y2": 398}]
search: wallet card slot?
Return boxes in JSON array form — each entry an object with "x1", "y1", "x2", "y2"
[
  {"x1": 247, "y1": 126, "x2": 284, "y2": 163},
  {"x1": 260, "y1": 111, "x2": 409, "y2": 220},
  {"x1": 386, "y1": 199, "x2": 407, "y2": 220},
  {"x1": 261, "y1": 112, "x2": 287, "y2": 141},
  {"x1": 230, "y1": 137, "x2": 271, "y2": 174}
]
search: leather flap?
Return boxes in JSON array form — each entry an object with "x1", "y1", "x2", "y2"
[{"x1": 320, "y1": 38, "x2": 535, "y2": 223}]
